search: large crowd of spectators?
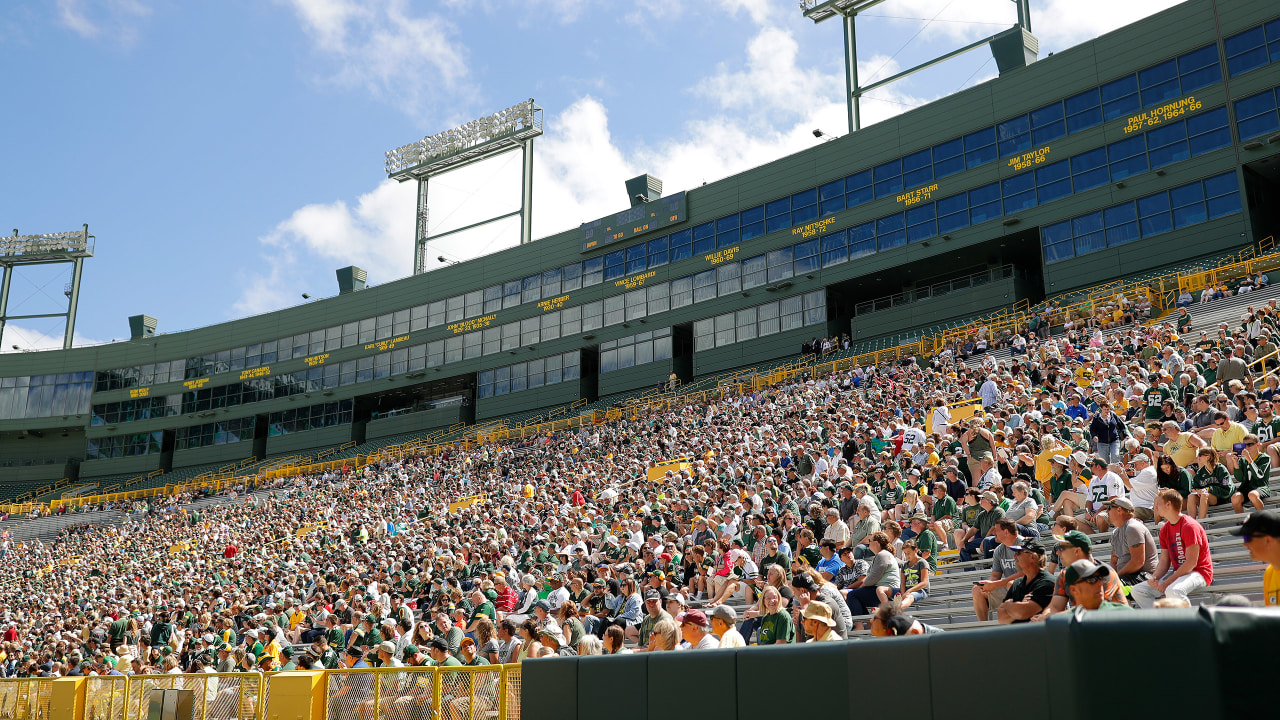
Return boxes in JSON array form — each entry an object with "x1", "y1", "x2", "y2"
[{"x1": 1, "y1": 290, "x2": 1279, "y2": 681}]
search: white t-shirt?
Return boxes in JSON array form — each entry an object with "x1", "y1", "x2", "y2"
[
  {"x1": 1128, "y1": 466, "x2": 1159, "y2": 510},
  {"x1": 1087, "y1": 470, "x2": 1126, "y2": 511}
]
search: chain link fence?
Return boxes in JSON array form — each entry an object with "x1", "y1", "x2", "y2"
[
  {"x1": 503, "y1": 667, "x2": 520, "y2": 720},
  {"x1": 85, "y1": 676, "x2": 127, "y2": 720}
]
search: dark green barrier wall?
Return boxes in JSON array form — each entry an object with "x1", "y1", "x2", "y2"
[{"x1": 521, "y1": 608, "x2": 1279, "y2": 720}]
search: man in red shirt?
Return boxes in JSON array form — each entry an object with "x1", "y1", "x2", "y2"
[
  {"x1": 1132, "y1": 488, "x2": 1213, "y2": 608},
  {"x1": 492, "y1": 573, "x2": 519, "y2": 615}
]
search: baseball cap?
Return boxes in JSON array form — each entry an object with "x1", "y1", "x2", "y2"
[
  {"x1": 1088, "y1": 456, "x2": 1109, "y2": 468},
  {"x1": 1070, "y1": 451, "x2": 1089, "y2": 466},
  {"x1": 1102, "y1": 497, "x2": 1135, "y2": 512},
  {"x1": 1009, "y1": 538, "x2": 1046, "y2": 555},
  {"x1": 1229, "y1": 509, "x2": 1280, "y2": 538},
  {"x1": 1056, "y1": 530, "x2": 1092, "y2": 553},
  {"x1": 677, "y1": 609, "x2": 708, "y2": 627},
  {"x1": 643, "y1": 590, "x2": 662, "y2": 601},
  {"x1": 1063, "y1": 559, "x2": 1110, "y2": 586},
  {"x1": 981, "y1": 491, "x2": 999, "y2": 504},
  {"x1": 709, "y1": 605, "x2": 737, "y2": 622},
  {"x1": 1050, "y1": 454, "x2": 1069, "y2": 466},
  {"x1": 377, "y1": 641, "x2": 396, "y2": 655}
]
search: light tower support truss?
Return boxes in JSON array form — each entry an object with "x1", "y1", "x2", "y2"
[
  {"x1": 385, "y1": 100, "x2": 545, "y2": 275},
  {"x1": 801, "y1": 0, "x2": 1037, "y2": 134},
  {"x1": 0, "y1": 225, "x2": 94, "y2": 351}
]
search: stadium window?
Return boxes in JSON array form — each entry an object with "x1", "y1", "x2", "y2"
[
  {"x1": 1106, "y1": 135, "x2": 1148, "y2": 182},
  {"x1": 1178, "y1": 44, "x2": 1222, "y2": 92},
  {"x1": 603, "y1": 295, "x2": 625, "y2": 326},
  {"x1": 482, "y1": 327, "x2": 502, "y2": 356},
  {"x1": 582, "y1": 301, "x2": 603, "y2": 332},
  {"x1": 969, "y1": 183, "x2": 1002, "y2": 225},
  {"x1": 444, "y1": 336, "x2": 463, "y2": 365},
  {"x1": 845, "y1": 169, "x2": 874, "y2": 208},
  {"x1": 669, "y1": 277, "x2": 693, "y2": 309},
  {"x1": 716, "y1": 214, "x2": 740, "y2": 250},
  {"x1": 1170, "y1": 180, "x2": 1208, "y2": 229},
  {"x1": 501, "y1": 321, "x2": 520, "y2": 352},
  {"x1": 482, "y1": 285, "x2": 502, "y2": 314},
  {"x1": 765, "y1": 197, "x2": 791, "y2": 234},
  {"x1": 563, "y1": 351, "x2": 581, "y2": 381},
  {"x1": 842, "y1": 222, "x2": 873, "y2": 260},
  {"x1": 1073, "y1": 212, "x2": 1107, "y2": 256},
  {"x1": 1234, "y1": 87, "x2": 1280, "y2": 140},
  {"x1": 1204, "y1": 172, "x2": 1242, "y2": 219},
  {"x1": 463, "y1": 291, "x2": 482, "y2": 319},
  {"x1": 527, "y1": 358, "x2": 545, "y2": 389},
  {"x1": 1036, "y1": 160, "x2": 1072, "y2": 204},
  {"x1": 791, "y1": 188, "x2": 819, "y2": 226},
  {"x1": 714, "y1": 313, "x2": 736, "y2": 347},
  {"x1": 562, "y1": 262, "x2": 583, "y2": 292},
  {"x1": 931, "y1": 138, "x2": 964, "y2": 179},
  {"x1": 901, "y1": 149, "x2": 933, "y2": 189},
  {"x1": 542, "y1": 268, "x2": 563, "y2": 298},
  {"x1": 876, "y1": 214, "x2": 906, "y2": 251},
  {"x1": 426, "y1": 342, "x2": 443, "y2": 369},
  {"x1": 647, "y1": 236, "x2": 669, "y2": 267},
  {"x1": 804, "y1": 290, "x2": 827, "y2": 325},
  {"x1": 1041, "y1": 220, "x2": 1074, "y2": 264},
  {"x1": 716, "y1": 263, "x2": 741, "y2": 296},
  {"x1": 1070, "y1": 147, "x2": 1108, "y2": 192},
  {"x1": 818, "y1": 179, "x2": 845, "y2": 217},
  {"x1": 780, "y1": 295, "x2": 804, "y2": 332},
  {"x1": 821, "y1": 229, "x2": 848, "y2": 267},
  {"x1": 624, "y1": 245, "x2": 646, "y2": 275},
  {"x1": 873, "y1": 158, "x2": 903, "y2": 199},
  {"x1": 521, "y1": 317, "x2": 541, "y2": 346},
  {"x1": 502, "y1": 280, "x2": 521, "y2": 309},
  {"x1": 1064, "y1": 88, "x2": 1102, "y2": 134},
  {"x1": 692, "y1": 221, "x2": 716, "y2": 255},
  {"x1": 1146, "y1": 120, "x2": 1190, "y2": 169},
  {"x1": 647, "y1": 282, "x2": 670, "y2": 316},
  {"x1": 693, "y1": 318, "x2": 715, "y2": 352},
  {"x1": 964, "y1": 127, "x2": 997, "y2": 169},
  {"x1": 740, "y1": 206, "x2": 766, "y2": 241},
  {"x1": 1104, "y1": 202, "x2": 1140, "y2": 247},
  {"x1": 582, "y1": 257, "x2": 604, "y2": 286},
  {"x1": 757, "y1": 300, "x2": 780, "y2": 337},
  {"x1": 1138, "y1": 59, "x2": 1180, "y2": 108},
  {"x1": 905, "y1": 205, "x2": 936, "y2": 244},
  {"x1": 1001, "y1": 171, "x2": 1037, "y2": 214},
  {"x1": 407, "y1": 344, "x2": 425, "y2": 372},
  {"x1": 766, "y1": 247, "x2": 794, "y2": 282},
  {"x1": 510, "y1": 362, "x2": 527, "y2": 393},
  {"x1": 1100, "y1": 74, "x2": 1140, "y2": 121},
  {"x1": 445, "y1": 296, "x2": 464, "y2": 323},
  {"x1": 1030, "y1": 102, "x2": 1066, "y2": 145},
  {"x1": 669, "y1": 230, "x2": 693, "y2": 263},
  {"x1": 1187, "y1": 106, "x2": 1231, "y2": 155},
  {"x1": 997, "y1": 115, "x2": 1031, "y2": 158},
  {"x1": 741, "y1": 254, "x2": 767, "y2": 289},
  {"x1": 408, "y1": 306, "x2": 428, "y2": 333},
  {"x1": 520, "y1": 274, "x2": 542, "y2": 304},
  {"x1": 693, "y1": 269, "x2": 717, "y2": 303},
  {"x1": 1137, "y1": 191, "x2": 1173, "y2": 236},
  {"x1": 624, "y1": 289, "x2": 646, "y2": 322},
  {"x1": 561, "y1": 305, "x2": 582, "y2": 337},
  {"x1": 427, "y1": 301, "x2": 446, "y2": 328},
  {"x1": 1224, "y1": 20, "x2": 1280, "y2": 77}
]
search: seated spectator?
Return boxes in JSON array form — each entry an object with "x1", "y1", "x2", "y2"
[
  {"x1": 709, "y1": 605, "x2": 745, "y2": 648},
  {"x1": 1132, "y1": 489, "x2": 1214, "y2": 608},
  {"x1": 971, "y1": 519, "x2": 1023, "y2": 622},
  {"x1": 1188, "y1": 447, "x2": 1235, "y2": 520},
  {"x1": 996, "y1": 539, "x2": 1055, "y2": 624},
  {"x1": 844, "y1": 532, "x2": 901, "y2": 624},
  {"x1": 897, "y1": 540, "x2": 930, "y2": 610},
  {"x1": 1063, "y1": 561, "x2": 1134, "y2": 612},
  {"x1": 1103, "y1": 498, "x2": 1158, "y2": 588},
  {"x1": 1225, "y1": 433, "x2": 1271, "y2": 513}
]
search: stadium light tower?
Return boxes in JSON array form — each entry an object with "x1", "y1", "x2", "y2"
[
  {"x1": 0, "y1": 225, "x2": 94, "y2": 350},
  {"x1": 384, "y1": 100, "x2": 545, "y2": 275},
  {"x1": 800, "y1": 0, "x2": 1037, "y2": 133}
]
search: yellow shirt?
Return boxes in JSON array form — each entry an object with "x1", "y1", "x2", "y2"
[
  {"x1": 1034, "y1": 449, "x2": 1070, "y2": 483},
  {"x1": 1164, "y1": 433, "x2": 1200, "y2": 468},
  {"x1": 1210, "y1": 422, "x2": 1247, "y2": 453},
  {"x1": 523, "y1": 484, "x2": 534, "y2": 498},
  {"x1": 1266, "y1": 565, "x2": 1279, "y2": 607}
]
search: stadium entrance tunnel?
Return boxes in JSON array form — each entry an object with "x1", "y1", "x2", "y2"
[
  {"x1": 827, "y1": 228, "x2": 1045, "y2": 345},
  {"x1": 1243, "y1": 153, "x2": 1280, "y2": 244},
  {"x1": 518, "y1": 607, "x2": 1277, "y2": 720}
]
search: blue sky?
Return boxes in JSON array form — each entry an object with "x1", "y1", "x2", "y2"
[{"x1": 0, "y1": 0, "x2": 1182, "y2": 350}]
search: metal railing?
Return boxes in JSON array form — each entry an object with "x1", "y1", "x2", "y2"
[
  {"x1": 322, "y1": 665, "x2": 517, "y2": 720},
  {"x1": 84, "y1": 676, "x2": 127, "y2": 720},
  {"x1": 0, "y1": 677, "x2": 53, "y2": 720},
  {"x1": 854, "y1": 265, "x2": 1017, "y2": 316},
  {"x1": 124, "y1": 673, "x2": 261, "y2": 720}
]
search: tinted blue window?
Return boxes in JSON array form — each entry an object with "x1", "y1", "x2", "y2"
[
  {"x1": 1207, "y1": 190, "x2": 1242, "y2": 219},
  {"x1": 1187, "y1": 107, "x2": 1231, "y2": 155},
  {"x1": 741, "y1": 221, "x2": 765, "y2": 241},
  {"x1": 791, "y1": 202, "x2": 819, "y2": 225},
  {"x1": 1138, "y1": 61, "x2": 1178, "y2": 109},
  {"x1": 1030, "y1": 102, "x2": 1066, "y2": 144},
  {"x1": 903, "y1": 150, "x2": 933, "y2": 187},
  {"x1": 794, "y1": 239, "x2": 820, "y2": 274},
  {"x1": 1137, "y1": 192, "x2": 1172, "y2": 236},
  {"x1": 716, "y1": 228, "x2": 740, "y2": 249},
  {"x1": 969, "y1": 183, "x2": 1002, "y2": 224},
  {"x1": 1072, "y1": 211, "x2": 1106, "y2": 255},
  {"x1": 819, "y1": 194, "x2": 845, "y2": 217},
  {"x1": 821, "y1": 232, "x2": 846, "y2": 252},
  {"x1": 740, "y1": 205, "x2": 765, "y2": 224},
  {"x1": 846, "y1": 170, "x2": 873, "y2": 191},
  {"x1": 1100, "y1": 75, "x2": 1140, "y2": 120},
  {"x1": 846, "y1": 184, "x2": 874, "y2": 207},
  {"x1": 792, "y1": 188, "x2": 817, "y2": 208},
  {"x1": 648, "y1": 236, "x2": 669, "y2": 267},
  {"x1": 765, "y1": 198, "x2": 790, "y2": 217},
  {"x1": 936, "y1": 193, "x2": 969, "y2": 234},
  {"x1": 1173, "y1": 200, "x2": 1207, "y2": 229},
  {"x1": 1203, "y1": 172, "x2": 1238, "y2": 199},
  {"x1": 1178, "y1": 47, "x2": 1221, "y2": 92},
  {"x1": 716, "y1": 215, "x2": 739, "y2": 232},
  {"x1": 873, "y1": 159, "x2": 901, "y2": 181},
  {"x1": 997, "y1": 115, "x2": 1031, "y2": 157},
  {"x1": 1146, "y1": 120, "x2": 1189, "y2": 168},
  {"x1": 906, "y1": 204, "x2": 936, "y2": 240},
  {"x1": 1064, "y1": 88, "x2": 1102, "y2": 133},
  {"x1": 1042, "y1": 221, "x2": 1074, "y2": 263},
  {"x1": 1036, "y1": 160, "x2": 1072, "y2": 203},
  {"x1": 964, "y1": 127, "x2": 997, "y2": 169},
  {"x1": 822, "y1": 230, "x2": 848, "y2": 267},
  {"x1": 818, "y1": 180, "x2": 844, "y2": 200},
  {"x1": 876, "y1": 214, "x2": 906, "y2": 250},
  {"x1": 1235, "y1": 89, "x2": 1280, "y2": 139},
  {"x1": 625, "y1": 245, "x2": 647, "y2": 274},
  {"x1": 849, "y1": 223, "x2": 876, "y2": 259},
  {"x1": 692, "y1": 222, "x2": 716, "y2": 254},
  {"x1": 1105, "y1": 202, "x2": 1140, "y2": 246},
  {"x1": 669, "y1": 230, "x2": 692, "y2": 263},
  {"x1": 1170, "y1": 181, "x2": 1204, "y2": 209},
  {"x1": 1107, "y1": 136, "x2": 1148, "y2": 181},
  {"x1": 1071, "y1": 148, "x2": 1109, "y2": 192},
  {"x1": 1003, "y1": 172, "x2": 1037, "y2": 212},
  {"x1": 1226, "y1": 26, "x2": 1269, "y2": 76},
  {"x1": 766, "y1": 213, "x2": 790, "y2": 234},
  {"x1": 932, "y1": 138, "x2": 965, "y2": 177},
  {"x1": 604, "y1": 251, "x2": 625, "y2": 281}
]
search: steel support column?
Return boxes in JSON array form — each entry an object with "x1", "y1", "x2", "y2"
[
  {"x1": 63, "y1": 255, "x2": 84, "y2": 350},
  {"x1": 0, "y1": 261, "x2": 11, "y2": 350},
  {"x1": 843, "y1": 13, "x2": 860, "y2": 133},
  {"x1": 414, "y1": 177, "x2": 430, "y2": 276},
  {"x1": 520, "y1": 139, "x2": 535, "y2": 245}
]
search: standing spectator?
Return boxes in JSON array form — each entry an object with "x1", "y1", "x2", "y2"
[
  {"x1": 1131, "y1": 489, "x2": 1214, "y2": 608},
  {"x1": 1089, "y1": 402, "x2": 1127, "y2": 463}
]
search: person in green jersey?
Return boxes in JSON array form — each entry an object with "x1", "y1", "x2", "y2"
[
  {"x1": 755, "y1": 586, "x2": 794, "y2": 645},
  {"x1": 1226, "y1": 433, "x2": 1272, "y2": 513}
]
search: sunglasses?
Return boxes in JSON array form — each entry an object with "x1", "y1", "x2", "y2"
[{"x1": 1078, "y1": 575, "x2": 1104, "y2": 585}]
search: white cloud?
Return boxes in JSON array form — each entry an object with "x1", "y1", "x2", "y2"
[
  {"x1": 55, "y1": 0, "x2": 151, "y2": 46},
  {"x1": 284, "y1": 0, "x2": 471, "y2": 119},
  {"x1": 236, "y1": 0, "x2": 1187, "y2": 313},
  {"x1": 1, "y1": 322, "x2": 106, "y2": 353}
]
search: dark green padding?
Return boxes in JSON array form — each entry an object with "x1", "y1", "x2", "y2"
[
  {"x1": 579, "y1": 653, "x2": 647, "y2": 720},
  {"x1": 1204, "y1": 606, "x2": 1280, "y2": 718},
  {"x1": 736, "y1": 642, "x2": 847, "y2": 718},
  {"x1": 928, "y1": 624, "x2": 1048, "y2": 720},
  {"x1": 521, "y1": 656, "x2": 578, "y2": 720},
  {"x1": 648, "y1": 647, "x2": 737, "y2": 720},
  {"x1": 849, "y1": 635, "x2": 931, "y2": 716}
]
